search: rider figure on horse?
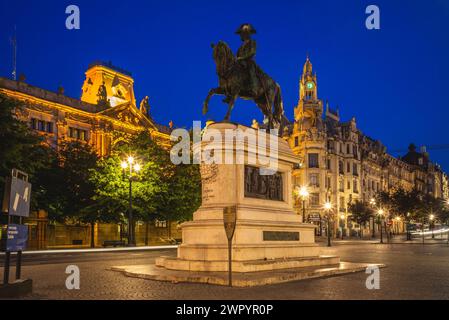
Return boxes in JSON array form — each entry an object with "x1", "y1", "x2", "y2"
[{"x1": 236, "y1": 23, "x2": 258, "y2": 95}]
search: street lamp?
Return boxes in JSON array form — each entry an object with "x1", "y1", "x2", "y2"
[
  {"x1": 298, "y1": 186, "x2": 309, "y2": 223},
  {"x1": 324, "y1": 202, "x2": 333, "y2": 247},
  {"x1": 369, "y1": 198, "x2": 376, "y2": 238},
  {"x1": 378, "y1": 209, "x2": 384, "y2": 244},
  {"x1": 430, "y1": 214, "x2": 435, "y2": 239},
  {"x1": 121, "y1": 156, "x2": 142, "y2": 247}
]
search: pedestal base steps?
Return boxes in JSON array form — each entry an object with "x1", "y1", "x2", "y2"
[
  {"x1": 110, "y1": 261, "x2": 385, "y2": 287},
  {"x1": 156, "y1": 254, "x2": 339, "y2": 272}
]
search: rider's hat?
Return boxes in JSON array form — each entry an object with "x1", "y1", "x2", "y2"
[{"x1": 235, "y1": 23, "x2": 256, "y2": 35}]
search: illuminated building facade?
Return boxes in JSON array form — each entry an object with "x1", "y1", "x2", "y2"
[
  {"x1": 286, "y1": 56, "x2": 448, "y2": 237},
  {"x1": 0, "y1": 61, "x2": 177, "y2": 249}
]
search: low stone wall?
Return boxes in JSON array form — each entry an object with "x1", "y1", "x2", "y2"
[{"x1": 26, "y1": 221, "x2": 183, "y2": 250}]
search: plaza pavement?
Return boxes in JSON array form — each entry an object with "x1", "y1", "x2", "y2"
[{"x1": 1, "y1": 240, "x2": 449, "y2": 299}]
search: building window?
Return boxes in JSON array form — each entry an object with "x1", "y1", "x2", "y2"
[
  {"x1": 347, "y1": 162, "x2": 351, "y2": 173},
  {"x1": 308, "y1": 153, "x2": 319, "y2": 168},
  {"x1": 339, "y1": 161, "x2": 344, "y2": 175},
  {"x1": 310, "y1": 193, "x2": 320, "y2": 206},
  {"x1": 294, "y1": 136, "x2": 299, "y2": 147},
  {"x1": 69, "y1": 127, "x2": 88, "y2": 141},
  {"x1": 347, "y1": 180, "x2": 351, "y2": 190},
  {"x1": 353, "y1": 179, "x2": 358, "y2": 193},
  {"x1": 309, "y1": 173, "x2": 319, "y2": 187},
  {"x1": 30, "y1": 118, "x2": 54, "y2": 134},
  {"x1": 327, "y1": 159, "x2": 331, "y2": 171},
  {"x1": 46, "y1": 122, "x2": 53, "y2": 133},
  {"x1": 339, "y1": 179, "x2": 344, "y2": 192},
  {"x1": 353, "y1": 163, "x2": 358, "y2": 176},
  {"x1": 339, "y1": 196, "x2": 345, "y2": 212},
  {"x1": 347, "y1": 144, "x2": 351, "y2": 154},
  {"x1": 38, "y1": 120, "x2": 45, "y2": 131}
]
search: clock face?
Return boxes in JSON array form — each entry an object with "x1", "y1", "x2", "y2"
[{"x1": 306, "y1": 81, "x2": 314, "y2": 90}]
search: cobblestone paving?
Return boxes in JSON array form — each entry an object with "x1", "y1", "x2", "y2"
[{"x1": 2, "y1": 243, "x2": 449, "y2": 299}]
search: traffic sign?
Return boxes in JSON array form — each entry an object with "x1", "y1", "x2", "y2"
[
  {"x1": 5, "y1": 224, "x2": 28, "y2": 252},
  {"x1": 223, "y1": 205, "x2": 237, "y2": 287},
  {"x1": 223, "y1": 206, "x2": 237, "y2": 240},
  {"x1": 2, "y1": 176, "x2": 32, "y2": 217}
]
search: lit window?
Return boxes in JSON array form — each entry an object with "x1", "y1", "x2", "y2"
[
  {"x1": 309, "y1": 173, "x2": 319, "y2": 187},
  {"x1": 308, "y1": 153, "x2": 319, "y2": 168},
  {"x1": 310, "y1": 193, "x2": 320, "y2": 206}
]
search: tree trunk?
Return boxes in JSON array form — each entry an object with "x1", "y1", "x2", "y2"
[{"x1": 90, "y1": 222, "x2": 95, "y2": 248}]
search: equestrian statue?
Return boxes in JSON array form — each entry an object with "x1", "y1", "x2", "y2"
[{"x1": 203, "y1": 23, "x2": 289, "y2": 130}]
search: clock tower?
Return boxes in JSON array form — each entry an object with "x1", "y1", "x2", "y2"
[{"x1": 294, "y1": 55, "x2": 322, "y2": 122}]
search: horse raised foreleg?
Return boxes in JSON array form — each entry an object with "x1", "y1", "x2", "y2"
[{"x1": 203, "y1": 87, "x2": 224, "y2": 115}]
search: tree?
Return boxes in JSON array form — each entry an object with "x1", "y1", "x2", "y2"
[
  {"x1": 0, "y1": 93, "x2": 55, "y2": 213},
  {"x1": 348, "y1": 200, "x2": 373, "y2": 238},
  {"x1": 155, "y1": 160, "x2": 201, "y2": 238},
  {"x1": 416, "y1": 193, "x2": 441, "y2": 242},
  {"x1": 48, "y1": 141, "x2": 99, "y2": 247},
  {"x1": 87, "y1": 131, "x2": 201, "y2": 245},
  {"x1": 437, "y1": 201, "x2": 449, "y2": 243},
  {"x1": 381, "y1": 187, "x2": 422, "y2": 240},
  {"x1": 36, "y1": 141, "x2": 99, "y2": 223}
]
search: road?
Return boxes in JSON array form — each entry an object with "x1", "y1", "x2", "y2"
[{"x1": 2, "y1": 242, "x2": 449, "y2": 300}]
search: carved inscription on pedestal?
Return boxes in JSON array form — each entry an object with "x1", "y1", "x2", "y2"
[
  {"x1": 244, "y1": 166, "x2": 283, "y2": 201},
  {"x1": 200, "y1": 163, "x2": 218, "y2": 202}
]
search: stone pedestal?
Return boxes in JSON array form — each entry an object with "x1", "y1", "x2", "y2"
[{"x1": 157, "y1": 122, "x2": 339, "y2": 272}]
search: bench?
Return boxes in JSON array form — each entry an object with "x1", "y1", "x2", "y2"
[{"x1": 102, "y1": 240, "x2": 126, "y2": 247}]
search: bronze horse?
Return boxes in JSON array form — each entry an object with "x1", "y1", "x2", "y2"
[{"x1": 203, "y1": 41, "x2": 287, "y2": 130}]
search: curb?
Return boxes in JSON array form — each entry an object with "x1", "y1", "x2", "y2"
[{"x1": 0, "y1": 245, "x2": 178, "y2": 256}]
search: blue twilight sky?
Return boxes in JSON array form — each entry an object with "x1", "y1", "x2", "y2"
[{"x1": 0, "y1": 0, "x2": 448, "y2": 170}]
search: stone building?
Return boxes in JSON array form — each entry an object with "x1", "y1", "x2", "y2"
[
  {"x1": 0, "y1": 61, "x2": 180, "y2": 249},
  {"x1": 286, "y1": 56, "x2": 448, "y2": 237}
]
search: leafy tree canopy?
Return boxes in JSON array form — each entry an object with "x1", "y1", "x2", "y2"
[{"x1": 0, "y1": 94, "x2": 55, "y2": 212}]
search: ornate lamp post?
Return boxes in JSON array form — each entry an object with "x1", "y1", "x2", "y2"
[
  {"x1": 298, "y1": 186, "x2": 309, "y2": 223},
  {"x1": 406, "y1": 212, "x2": 412, "y2": 240},
  {"x1": 429, "y1": 214, "x2": 435, "y2": 239},
  {"x1": 369, "y1": 198, "x2": 376, "y2": 238},
  {"x1": 324, "y1": 201, "x2": 333, "y2": 247},
  {"x1": 121, "y1": 156, "x2": 141, "y2": 247}
]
